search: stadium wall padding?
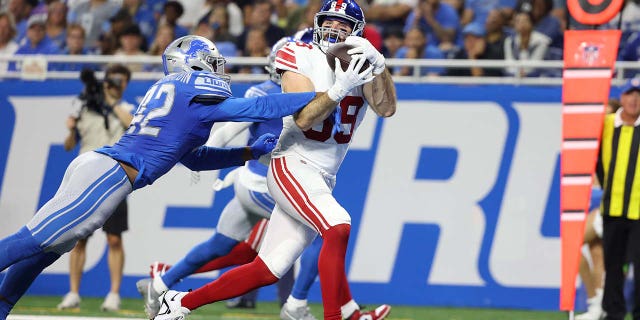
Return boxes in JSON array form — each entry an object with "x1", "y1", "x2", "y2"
[{"x1": 0, "y1": 79, "x2": 603, "y2": 310}]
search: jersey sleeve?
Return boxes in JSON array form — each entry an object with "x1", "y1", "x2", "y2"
[
  {"x1": 196, "y1": 92, "x2": 316, "y2": 123},
  {"x1": 189, "y1": 72, "x2": 233, "y2": 102},
  {"x1": 275, "y1": 42, "x2": 311, "y2": 76}
]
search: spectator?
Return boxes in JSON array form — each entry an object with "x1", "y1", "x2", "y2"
[
  {"x1": 148, "y1": 24, "x2": 175, "y2": 56},
  {"x1": 96, "y1": 32, "x2": 117, "y2": 55},
  {"x1": 108, "y1": 9, "x2": 134, "y2": 39},
  {"x1": 364, "y1": 0, "x2": 418, "y2": 31},
  {"x1": 7, "y1": 0, "x2": 38, "y2": 43},
  {"x1": 239, "y1": 28, "x2": 269, "y2": 74},
  {"x1": 446, "y1": 22, "x2": 504, "y2": 76},
  {"x1": 504, "y1": 10, "x2": 550, "y2": 77},
  {"x1": 619, "y1": 31, "x2": 640, "y2": 78},
  {"x1": 45, "y1": 0, "x2": 67, "y2": 50},
  {"x1": 57, "y1": 64, "x2": 134, "y2": 313},
  {"x1": 517, "y1": 0, "x2": 563, "y2": 57},
  {"x1": 67, "y1": 0, "x2": 120, "y2": 50},
  {"x1": 121, "y1": 0, "x2": 156, "y2": 45},
  {"x1": 602, "y1": 0, "x2": 640, "y2": 45},
  {"x1": 114, "y1": 25, "x2": 147, "y2": 72},
  {"x1": 236, "y1": 0, "x2": 285, "y2": 53},
  {"x1": 404, "y1": 0, "x2": 460, "y2": 51},
  {"x1": 192, "y1": 4, "x2": 238, "y2": 60},
  {"x1": 286, "y1": 0, "x2": 322, "y2": 32},
  {"x1": 0, "y1": 11, "x2": 19, "y2": 73},
  {"x1": 159, "y1": 1, "x2": 189, "y2": 40},
  {"x1": 394, "y1": 27, "x2": 445, "y2": 76},
  {"x1": 199, "y1": 0, "x2": 244, "y2": 37},
  {"x1": 382, "y1": 26, "x2": 405, "y2": 58},
  {"x1": 56, "y1": 24, "x2": 95, "y2": 71},
  {"x1": 484, "y1": 9, "x2": 506, "y2": 61},
  {"x1": 13, "y1": 14, "x2": 61, "y2": 70},
  {"x1": 461, "y1": 0, "x2": 499, "y2": 26}
]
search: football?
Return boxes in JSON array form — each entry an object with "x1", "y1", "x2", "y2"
[{"x1": 325, "y1": 43, "x2": 371, "y2": 72}]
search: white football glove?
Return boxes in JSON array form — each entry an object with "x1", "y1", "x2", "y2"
[
  {"x1": 345, "y1": 36, "x2": 386, "y2": 75},
  {"x1": 327, "y1": 55, "x2": 374, "y2": 102}
]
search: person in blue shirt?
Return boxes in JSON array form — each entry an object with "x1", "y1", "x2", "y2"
[
  {"x1": 9, "y1": 13, "x2": 61, "y2": 71},
  {"x1": 393, "y1": 27, "x2": 445, "y2": 76},
  {"x1": 403, "y1": 0, "x2": 460, "y2": 50},
  {"x1": 0, "y1": 34, "x2": 370, "y2": 320}
]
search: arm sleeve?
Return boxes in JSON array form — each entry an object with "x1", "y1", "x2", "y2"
[
  {"x1": 198, "y1": 92, "x2": 316, "y2": 122},
  {"x1": 204, "y1": 122, "x2": 252, "y2": 147},
  {"x1": 180, "y1": 146, "x2": 247, "y2": 171}
]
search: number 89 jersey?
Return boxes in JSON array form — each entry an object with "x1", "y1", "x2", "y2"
[{"x1": 273, "y1": 41, "x2": 369, "y2": 176}]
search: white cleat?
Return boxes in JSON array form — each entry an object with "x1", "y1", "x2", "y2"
[
  {"x1": 137, "y1": 278, "x2": 163, "y2": 318},
  {"x1": 57, "y1": 292, "x2": 81, "y2": 310},
  {"x1": 101, "y1": 292, "x2": 121, "y2": 312},
  {"x1": 576, "y1": 292, "x2": 604, "y2": 320},
  {"x1": 347, "y1": 305, "x2": 392, "y2": 320},
  {"x1": 154, "y1": 290, "x2": 191, "y2": 320},
  {"x1": 280, "y1": 302, "x2": 317, "y2": 320}
]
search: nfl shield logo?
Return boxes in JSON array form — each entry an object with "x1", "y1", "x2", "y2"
[{"x1": 578, "y1": 42, "x2": 602, "y2": 66}]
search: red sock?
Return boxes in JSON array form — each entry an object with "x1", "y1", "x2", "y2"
[
  {"x1": 318, "y1": 224, "x2": 352, "y2": 320},
  {"x1": 195, "y1": 242, "x2": 258, "y2": 273},
  {"x1": 181, "y1": 257, "x2": 278, "y2": 310}
]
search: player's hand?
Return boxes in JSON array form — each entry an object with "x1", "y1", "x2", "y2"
[
  {"x1": 66, "y1": 117, "x2": 77, "y2": 131},
  {"x1": 345, "y1": 36, "x2": 386, "y2": 75},
  {"x1": 328, "y1": 55, "x2": 374, "y2": 102},
  {"x1": 250, "y1": 133, "x2": 278, "y2": 159}
]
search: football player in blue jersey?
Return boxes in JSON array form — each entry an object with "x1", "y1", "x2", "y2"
[{"x1": 0, "y1": 34, "x2": 373, "y2": 320}]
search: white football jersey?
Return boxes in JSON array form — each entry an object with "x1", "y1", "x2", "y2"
[{"x1": 272, "y1": 41, "x2": 369, "y2": 176}]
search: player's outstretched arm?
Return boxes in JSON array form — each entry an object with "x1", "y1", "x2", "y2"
[
  {"x1": 180, "y1": 134, "x2": 278, "y2": 171},
  {"x1": 285, "y1": 55, "x2": 374, "y2": 131},
  {"x1": 196, "y1": 92, "x2": 318, "y2": 123}
]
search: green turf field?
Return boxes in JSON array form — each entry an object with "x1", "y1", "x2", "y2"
[{"x1": 9, "y1": 296, "x2": 571, "y2": 320}]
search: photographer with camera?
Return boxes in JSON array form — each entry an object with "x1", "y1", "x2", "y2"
[{"x1": 59, "y1": 64, "x2": 134, "y2": 312}]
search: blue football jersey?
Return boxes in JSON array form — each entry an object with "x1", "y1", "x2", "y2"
[
  {"x1": 96, "y1": 71, "x2": 315, "y2": 189},
  {"x1": 244, "y1": 80, "x2": 284, "y2": 176}
]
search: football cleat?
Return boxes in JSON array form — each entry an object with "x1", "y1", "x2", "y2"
[
  {"x1": 347, "y1": 304, "x2": 391, "y2": 320},
  {"x1": 280, "y1": 302, "x2": 318, "y2": 320},
  {"x1": 57, "y1": 292, "x2": 81, "y2": 310},
  {"x1": 154, "y1": 290, "x2": 191, "y2": 320},
  {"x1": 100, "y1": 292, "x2": 120, "y2": 312},
  {"x1": 137, "y1": 278, "x2": 163, "y2": 318}
]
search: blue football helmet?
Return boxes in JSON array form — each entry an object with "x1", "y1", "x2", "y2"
[
  {"x1": 293, "y1": 27, "x2": 314, "y2": 43},
  {"x1": 265, "y1": 36, "x2": 293, "y2": 85},
  {"x1": 313, "y1": 0, "x2": 365, "y2": 49},
  {"x1": 162, "y1": 35, "x2": 229, "y2": 82}
]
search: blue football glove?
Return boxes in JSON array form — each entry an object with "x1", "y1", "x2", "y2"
[{"x1": 250, "y1": 133, "x2": 278, "y2": 159}]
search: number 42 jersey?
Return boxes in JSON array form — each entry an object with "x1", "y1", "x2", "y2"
[
  {"x1": 96, "y1": 71, "x2": 315, "y2": 189},
  {"x1": 273, "y1": 41, "x2": 369, "y2": 176}
]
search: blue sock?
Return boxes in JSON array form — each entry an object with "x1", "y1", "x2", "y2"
[
  {"x1": 0, "y1": 251, "x2": 60, "y2": 318},
  {"x1": 0, "y1": 227, "x2": 43, "y2": 272},
  {"x1": 161, "y1": 233, "x2": 239, "y2": 288},
  {"x1": 292, "y1": 237, "x2": 322, "y2": 300}
]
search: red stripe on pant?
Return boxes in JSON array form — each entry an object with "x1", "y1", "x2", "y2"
[
  {"x1": 281, "y1": 157, "x2": 330, "y2": 228},
  {"x1": 271, "y1": 158, "x2": 326, "y2": 234},
  {"x1": 245, "y1": 219, "x2": 268, "y2": 251}
]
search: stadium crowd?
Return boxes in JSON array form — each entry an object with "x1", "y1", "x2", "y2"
[{"x1": 1, "y1": 0, "x2": 639, "y2": 77}]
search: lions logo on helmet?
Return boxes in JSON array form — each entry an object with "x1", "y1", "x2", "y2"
[
  {"x1": 313, "y1": 0, "x2": 365, "y2": 49},
  {"x1": 162, "y1": 35, "x2": 229, "y2": 82}
]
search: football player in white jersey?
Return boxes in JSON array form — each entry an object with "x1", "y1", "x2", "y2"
[{"x1": 152, "y1": 1, "x2": 396, "y2": 320}]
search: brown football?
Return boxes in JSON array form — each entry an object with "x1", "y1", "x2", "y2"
[{"x1": 326, "y1": 43, "x2": 371, "y2": 72}]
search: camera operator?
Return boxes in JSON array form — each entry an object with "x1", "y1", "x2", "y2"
[{"x1": 59, "y1": 64, "x2": 134, "y2": 312}]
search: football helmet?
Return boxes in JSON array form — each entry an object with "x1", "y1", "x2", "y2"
[
  {"x1": 293, "y1": 27, "x2": 314, "y2": 43},
  {"x1": 265, "y1": 36, "x2": 293, "y2": 85},
  {"x1": 162, "y1": 35, "x2": 229, "y2": 81},
  {"x1": 313, "y1": 0, "x2": 365, "y2": 49}
]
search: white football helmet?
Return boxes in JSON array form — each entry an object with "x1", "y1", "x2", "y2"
[
  {"x1": 162, "y1": 35, "x2": 229, "y2": 82},
  {"x1": 265, "y1": 36, "x2": 293, "y2": 85}
]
